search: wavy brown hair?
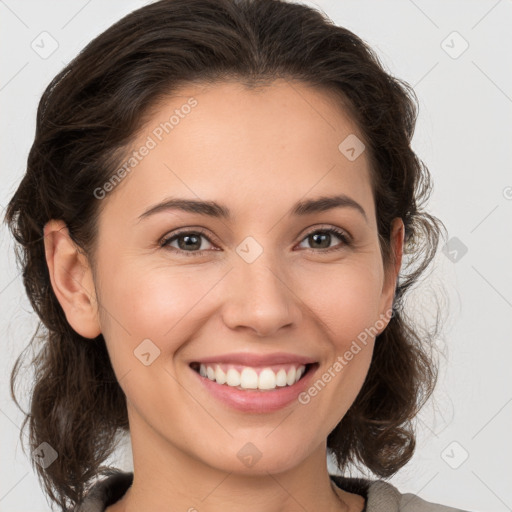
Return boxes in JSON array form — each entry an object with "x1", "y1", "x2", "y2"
[{"x1": 4, "y1": 0, "x2": 446, "y2": 510}]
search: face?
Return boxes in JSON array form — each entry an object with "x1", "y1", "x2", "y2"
[{"x1": 64, "y1": 80, "x2": 402, "y2": 476}]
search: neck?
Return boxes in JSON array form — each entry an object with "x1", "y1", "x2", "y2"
[{"x1": 107, "y1": 416, "x2": 358, "y2": 512}]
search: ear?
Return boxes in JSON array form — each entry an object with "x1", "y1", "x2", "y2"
[
  {"x1": 43, "y1": 219, "x2": 101, "y2": 339},
  {"x1": 378, "y1": 217, "x2": 404, "y2": 324}
]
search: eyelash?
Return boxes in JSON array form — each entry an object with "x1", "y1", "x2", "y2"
[{"x1": 159, "y1": 226, "x2": 351, "y2": 258}]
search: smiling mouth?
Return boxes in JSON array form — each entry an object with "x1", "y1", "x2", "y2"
[{"x1": 190, "y1": 362, "x2": 316, "y2": 391}]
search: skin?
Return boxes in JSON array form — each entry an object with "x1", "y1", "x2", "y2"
[{"x1": 44, "y1": 79, "x2": 404, "y2": 512}]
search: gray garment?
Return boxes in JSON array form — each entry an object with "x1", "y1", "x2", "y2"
[
  {"x1": 331, "y1": 475, "x2": 471, "y2": 512},
  {"x1": 73, "y1": 471, "x2": 471, "y2": 512}
]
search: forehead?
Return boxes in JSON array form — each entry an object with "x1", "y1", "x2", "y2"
[{"x1": 99, "y1": 79, "x2": 374, "y2": 225}]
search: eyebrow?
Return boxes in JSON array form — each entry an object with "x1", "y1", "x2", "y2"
[{"x1": 137, "y1": 194, "x2": 367, "y2": 223}]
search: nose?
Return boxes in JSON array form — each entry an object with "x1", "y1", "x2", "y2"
[{"x1": 221, "y1": 253, "x2": 302, "y2": 338}]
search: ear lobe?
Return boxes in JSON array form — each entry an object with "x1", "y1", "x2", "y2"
[
  {"x1": 379, "y1": 217, "x2": 405, "y2": 324},
  {"x1": 43, "y1": 219, "x2": 101, "y2": 339}
]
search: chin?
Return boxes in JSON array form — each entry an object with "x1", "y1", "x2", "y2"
[{"x1": 197, "y1": 436, "x2": 313, "y2": 477}]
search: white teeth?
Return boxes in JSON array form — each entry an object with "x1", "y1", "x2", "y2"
[
  {"x1": 206, "y1": 366, "x2": 215, "y2": 380},
  {"x1": 226, "y1": 368, "x2": 241, "y2": 387},
  {"x1": 197, "y1": 364, "x2": 307, "y2": 390},
  {"x1": 240, "y1": 367, "x2": 259, "y2": 389},
  {"x1": 275, "y1": 368, "x2": 287, "y2": 387},
  {"x1": 214, "y1": 365, "x2": 226, "y2": 385},
  {"x1": 286, "y1": 367, "x2": 296, "y2": 386},
  {"x1": 258, "y1": 368, "x2": 277, "y2": 390}
]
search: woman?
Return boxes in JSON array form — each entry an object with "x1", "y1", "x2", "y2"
[{"x1": 4, "y1": 0, "x2": 469, "y2": 511}]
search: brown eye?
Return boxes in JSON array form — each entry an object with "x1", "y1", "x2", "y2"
[
  {"x1": 160, "y1": 229, "x2": 215, "y2": 256},
  {"x1": 298, "y1": 227, "x2": 350, "y2": 252}
]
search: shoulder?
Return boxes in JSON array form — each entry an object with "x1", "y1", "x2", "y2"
[
  {"x1": 74, "y1": 471, "x2": 473, "y2": 512},
  {"x1": 71, "y1": 471, "x2": 133, "y2": 512},
  {"x1": 330, "y1": 474, "x2": 472, "y2": 512},
  {"x1": 370, "y1": 480, "x2": 471, "y2": 512}
]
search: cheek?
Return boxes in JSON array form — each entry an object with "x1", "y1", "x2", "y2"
[
  {"x1": 292, "y1": 258, "x2": 383, "y2": 420},
  {"x1": 96, "y1": 261, "x2": 222, "y2": 366},
  {"x1": 294, "y1": 257, "x2": 385, "y2": 344},
  {"x1": 296, "y1": 267, "x2": 380, "y2": 435},
  {"x1": 97, "y1": 236, "x2": 385, "y2": 373},
  {"x1": 99, "y1": 251, "x2": 385, "y2": 349},
  {"x1": 96, "y1": 266, "x2": 211, "y2": 424}
]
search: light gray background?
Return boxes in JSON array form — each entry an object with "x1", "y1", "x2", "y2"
[{"x1": 1, "y1": 1, "x2": 511, "y2": 511}]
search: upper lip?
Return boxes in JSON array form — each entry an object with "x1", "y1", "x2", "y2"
[{"x1": 190, "y1": 352, "x2": 317, "y2": 367}]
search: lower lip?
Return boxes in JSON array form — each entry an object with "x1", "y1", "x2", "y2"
[{"x1": 193, "y1": 364, "x2": 318, "y2": 413}]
